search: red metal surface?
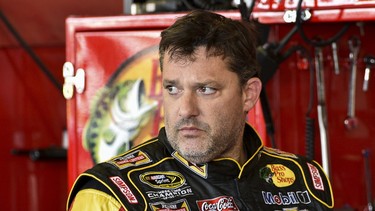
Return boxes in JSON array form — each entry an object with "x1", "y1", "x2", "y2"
[
  {"x1": 0, "y1": 46, "x2": 67, "y2": 210},
  {"x1": 251, "y1": 0, "x2": 375, "y2": 23},
  {"x1": 0, "y1": 0, "x2": 122, "y2": 46},
  {"x1": 0, "y1": 1, "x2": 124, "y2": 210},
  {"x1": 265, "y1": 22, "x2": 375, "y2": 209}
]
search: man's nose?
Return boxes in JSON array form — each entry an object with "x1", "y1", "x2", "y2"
[{"x1": 178, "y1": 92, "x2": 199, "y2": 118}]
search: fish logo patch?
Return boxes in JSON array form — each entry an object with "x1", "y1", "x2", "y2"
[{"x1": 259, "y1": 164, "x2": 296, "y2": 187}]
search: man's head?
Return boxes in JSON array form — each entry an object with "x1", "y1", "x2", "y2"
[
  {"x1": 159, "y1": 10, "x2": 259, "y2": 86},
  {"x1": 159, "y1": 10, "x2": 261, "y2": 164}
]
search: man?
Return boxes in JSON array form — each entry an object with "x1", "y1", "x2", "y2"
[{"x1": 67, "y1": 10, "x2": 334, "y2": 210}]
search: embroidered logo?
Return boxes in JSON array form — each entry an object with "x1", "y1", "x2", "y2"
[
  {"x1": 110, "y1": 150, "x2": 152, "y2": 169},
  {"x1": 196, "y1": 196, "x2": 239, "y2": 211},
  {"x1": 146, "y1": 186, "x2": 194, "y2": 200},
  {"x1": 262, "y1": 191, "x2": 311, "y2": 205},
  {"x1": 150, "y1": 199, "x2": 190, "y2": 211},
  {"x1": 140, "y1": 171, "x2": 185, "y2": 189},
  {"x1": 307, "y1": 163, "x2": 324, "y2": 191},
  {"x1": 110, "y1": 176, "x2": 138, "y2": 204},
  {"x1": 259, "y1": 164, "x2": 295, "y2": 187},
  {"x1": 282, "y1": 207, "x2": 299, "y2": 211}
]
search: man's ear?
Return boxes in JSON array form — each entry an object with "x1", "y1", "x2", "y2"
[{"x1": 243, "y1": 77, "x2": 262, "y2": 113}]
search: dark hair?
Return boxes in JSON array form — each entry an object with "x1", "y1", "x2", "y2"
[{"x1": 159, "y1": 10, "x2": 259, "y2": 86}]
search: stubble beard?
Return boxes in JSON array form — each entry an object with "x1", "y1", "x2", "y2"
[{"x1": 165, "y1": 117, "x2": 244, "y2": 164}]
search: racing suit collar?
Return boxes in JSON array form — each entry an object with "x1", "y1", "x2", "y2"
[{"x1": 157, "y1": 124, "x2": 264, "y2": 180}]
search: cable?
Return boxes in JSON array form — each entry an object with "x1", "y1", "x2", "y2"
[
  {"x1": 238, "y1": 0, "x2": 250, "y2": 21},
  {"x1": 295, "y1": 0, "x2": 350, "y2": 47},
  {"x1": 0, "y1": 10, "x2": 63, "y2": 92},
  {"x1": 238, "y1": 0, "x2": 278, "y2": 148},
  {"x1": 181, "y1": 0, "x2": 197, "y2": 10},
  {"x1": 238, "y1": 0, "x2": 256, "y2": 22},
  {"x1": 260, "y1": 88, "x2": 277, "y2": 148},
  {"x1": 278, "y1": 44, "x2": 316, "y2": 159}
]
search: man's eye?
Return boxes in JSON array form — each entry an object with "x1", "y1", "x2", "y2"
[
  {"x1": 199, "y1": 87, "x2": 216, "y2": 95},
  {"x1": 166, "y1": 86, "x2": 179, "y2": 95}
]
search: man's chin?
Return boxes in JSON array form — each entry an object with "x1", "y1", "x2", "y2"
[{"x1": 179, "y1": 150, "x2": 212, "y2": 164}]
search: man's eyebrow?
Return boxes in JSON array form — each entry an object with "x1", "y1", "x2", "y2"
[
  {"x1": 162, "y1": 79, "x2": 178, "y2": 86},
  {"x1": 191, "y1": 79, "x2": 219, "y2": 88}
]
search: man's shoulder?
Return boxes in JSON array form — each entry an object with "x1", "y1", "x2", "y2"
[
  {"x1": 260, "y1": 146, "x2": 301, "y2": 160},
  {"x1": 259, "y1": 146, "x2": 334, "y2": 209},
  {"x1": 259, "y1": 146, "x2": 330, "y2": 190},
  {"x1": 104, "y1": 138, "x2": 166, "y2": 171},
  {"x1": 68, "y1": 138, "x2": 169, "y2": 210},
  {"x1": 77, "y1": 138, "x2": 168, "y2": 187}
]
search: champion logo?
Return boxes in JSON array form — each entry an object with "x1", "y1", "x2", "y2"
[{"x1": 110, "y1": 176, "x2": 138, "y2": 204}]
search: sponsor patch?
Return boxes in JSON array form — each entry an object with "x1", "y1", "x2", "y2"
[
  {"x1": 262, "y1": 191, "x2": 311, "y2": 205},
  {"x1": 146, "y1": 186, "x2": 194, "y2": 200},
  {"x1": 281, "y1": 207, "x2": 299, "y2": 211},
  {"x1": 109, "y1": 150, "x2": 152, "y2": 169},
  {"x1": 307, "y1": 163, "x2": 324, "y2": 191},
  {"x1": 109, "y1": 176, "x2": 138, "y2": 204},
  {"x1": 150, "y1": 199, "x2": 190, "y2": 211},
  {"x1": 140, "y1": 171, "x2": 185, "y2": 189},
  {"x1": 172, "y1": 151, "x2": 208, "y2": 178},
  {"x1": 259, "y1": 164, "x2": 295, "y2": 187},
  {"x1": 196, "y1": 196, "x2": 239, "y2": 211}
]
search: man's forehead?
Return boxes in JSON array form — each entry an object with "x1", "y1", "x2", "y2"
[
  {"x1": 165, "y1": 49, "x2": 196, "y2": 65},
  {"x1": 165, "y1": 46, "x2": 224, "y2": 63}
]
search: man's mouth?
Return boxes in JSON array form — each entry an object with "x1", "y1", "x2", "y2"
[{"x1": 178, "y1": 126, "x2": 203, "y2": 137}]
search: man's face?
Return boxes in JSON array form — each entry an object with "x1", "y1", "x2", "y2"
[{"x1": 162, "y1": 47, "x2": 253, "y2": 164}]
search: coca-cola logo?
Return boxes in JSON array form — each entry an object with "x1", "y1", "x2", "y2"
[{"x1": 196, "y1": 196, "x2": 239, "y2": 211}]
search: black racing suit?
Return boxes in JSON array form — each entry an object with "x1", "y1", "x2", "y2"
[{"x1": 67, "y1": 124, "x2": 334, "y2": 210}]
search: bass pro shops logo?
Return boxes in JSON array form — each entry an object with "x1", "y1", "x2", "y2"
[
  {"x1": 259, "y1": 164, "x2": 295, "y2": 187},
  {"x1": 196, "y1": 196, "x2": 239, "y2": 211}
]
